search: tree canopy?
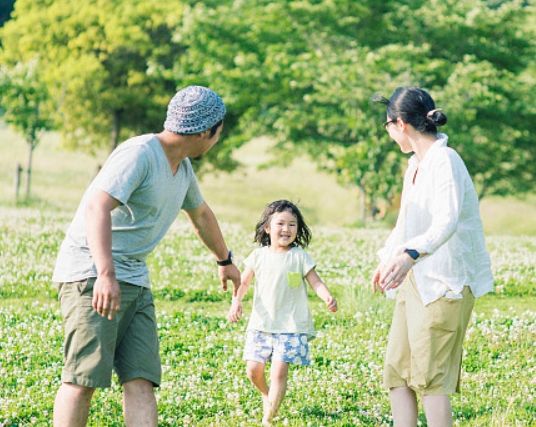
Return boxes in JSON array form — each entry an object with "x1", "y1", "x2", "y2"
[
  {"x1": 174, "y1": 0, "x2": 536, "y2": 215},
  {"x1": 1, "y1": 0, "x2": 184, "y2": 152},
  {"x1": 1, "y1": 0, "x2": 535, "y2": 219},
  {"x1": 0, "y1": 57, "x2": 54, "y2": 199}
]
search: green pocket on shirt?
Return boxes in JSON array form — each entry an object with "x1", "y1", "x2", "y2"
[{"x1": 287, "y1": 272, "x2": 302, "y2": 288}]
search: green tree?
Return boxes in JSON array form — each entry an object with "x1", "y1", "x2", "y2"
[
  {"x1": 2, "y1": 0, "x2": 535, "y2": 222},
  {"x1": 175, "y1": 0, "x2": 536, "y2": 222},
  {"x1": 1, "y1": 0, "x2": 184, "y2": 153},
  {"x1": 0, "y1": 58, "x2": 54, "y2": 200}
]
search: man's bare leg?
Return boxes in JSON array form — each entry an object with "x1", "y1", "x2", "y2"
[
  {"x1": 123, "y1": 378, "x2": 158, "y2": 427},
  {"x1": 53, "y1": 382, "x2": 95, "y2": 427}
]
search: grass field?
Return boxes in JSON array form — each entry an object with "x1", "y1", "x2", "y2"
[
  {"x1": 1, "y1": 124, "x2": 536, "y2": 426},
  {"x1": 0, "y1": 209, "x2": 535, "y2": 426}
]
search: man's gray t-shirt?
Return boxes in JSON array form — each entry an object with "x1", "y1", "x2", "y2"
[{"x1": 52, "y1": 134, "x2": 204, "y2": 288}]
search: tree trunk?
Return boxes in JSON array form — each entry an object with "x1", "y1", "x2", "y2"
[
  {"x1": 25, "y1": 137, "x2": 35, "y2": 200},
  {"x1": 14, "y1": 163, "x2": 22, "y2": 200}
]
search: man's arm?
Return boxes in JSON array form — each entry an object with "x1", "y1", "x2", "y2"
[
  {"x1": 86, "y1": 189, "x2": 122, "y2": 320},
  {"x1": 183, "y1": 202, "x2": 241, "y2": 295}
]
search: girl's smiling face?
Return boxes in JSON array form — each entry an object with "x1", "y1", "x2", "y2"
[{"x1": 265, "y1": 210, "x2": 298, "y2": 251}]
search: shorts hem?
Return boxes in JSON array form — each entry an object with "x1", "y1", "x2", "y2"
[
  {"x1": 384, "y1": 380, "x2": 458, "y2": 396},
  {"x1": 61, "y1": 372, "x2": 111, "y2": 389},
  {"x1": 273, "y1": 357, "x2": 310, "y2": 366},
  {"x1": 243, "y1": 356, "x2": 268, "y2": 364},
  {"x1": 383, "y1": 380, "x2": 408, "y2": 390},
  {"x1": 418, "y1": 386, "x2": 458, "y2": 396},
  {"x1": 118, "y1": 371, "x2": 161, "y2": 388}
]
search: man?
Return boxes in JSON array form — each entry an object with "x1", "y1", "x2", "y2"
[{"x1": 52, "y1": 86, "x2": 241, "y2": 427}]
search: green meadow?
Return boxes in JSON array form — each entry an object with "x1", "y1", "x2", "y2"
[{"x1": 1, "y1": 125, "x2": 535, "y2": 426}]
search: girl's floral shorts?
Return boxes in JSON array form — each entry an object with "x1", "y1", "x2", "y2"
[{"x1": 243, "y1": 330, "x2": 311, "y2": 366}]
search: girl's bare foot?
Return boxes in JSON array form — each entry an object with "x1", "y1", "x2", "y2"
[{"x1": 262, "y1": 394, "x2": 272, "y2": 425}]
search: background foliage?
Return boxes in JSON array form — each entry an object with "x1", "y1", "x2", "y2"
[{"x1": 1, "y1": 0, "x2": 536, "y2": 219}]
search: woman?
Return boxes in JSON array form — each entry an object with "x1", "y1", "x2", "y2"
[{"x1": 371, "y1": 86, "x2": 493, "y2": 427}]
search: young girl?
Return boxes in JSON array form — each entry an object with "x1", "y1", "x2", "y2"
[{"x1": 227, "y1": 200, "x2": 337, "y2": 426}]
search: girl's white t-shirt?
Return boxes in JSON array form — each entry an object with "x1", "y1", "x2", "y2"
[{"x1": 244, "y1": 246, "x2": 317, "y2": 339}]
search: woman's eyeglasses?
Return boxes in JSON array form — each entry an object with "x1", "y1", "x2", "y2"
[{"x1": 382, "y1": 119, "x2": 396, "y2": 130}]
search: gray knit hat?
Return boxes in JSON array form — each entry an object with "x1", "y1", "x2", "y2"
[{"x1": 164, "y1": 86, "x2": 226, "y2": 134}]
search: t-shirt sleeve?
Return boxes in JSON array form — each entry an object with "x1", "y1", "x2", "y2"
[
  {"x1": 92, "y1": 144, "x2": 149, "y2": 205},
  {"x1": 180, "y1": 159, "x2": 204, "y2": 210},
  {"x1": 300, "y1": 249, "x2": 317, "y2": 276},
  {"x1": 243, "y1": 249, "x2": 258, "y2": 270}
]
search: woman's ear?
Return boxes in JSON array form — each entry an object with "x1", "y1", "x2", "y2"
[{"x1": 397, "y1": 118, "x2": 409, "y2": 132}]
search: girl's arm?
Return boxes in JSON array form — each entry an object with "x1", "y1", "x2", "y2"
[
  {"x1": 306, "y1": 268, "x2": 338, "y2": 312},
  {"x1": 227, "y1": 267, "x2": 255, "y2": 322}
]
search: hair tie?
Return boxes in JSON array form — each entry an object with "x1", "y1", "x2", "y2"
[{"x1": 426, "y1": 108, "x2": 442, "y2": 117}]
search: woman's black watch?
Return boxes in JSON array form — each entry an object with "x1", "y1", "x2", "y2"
[{"x1": 404, "y1": 249, "x2": 420, "y2": 260}]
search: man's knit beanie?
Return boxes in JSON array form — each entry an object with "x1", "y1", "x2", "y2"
[{"x1": 164, "y1": 86, "x2": 226, "y2": 134}]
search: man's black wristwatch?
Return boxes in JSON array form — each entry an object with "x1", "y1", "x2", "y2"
[
  {"x1": 404, "y1": 249, "x2": 420, "y2": 261},
  {"x1": 216, "y1": 251, "x2": 233, "y2": 266}
]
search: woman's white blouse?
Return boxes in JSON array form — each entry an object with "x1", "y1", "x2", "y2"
[{"x1": 378, "y1": 133, "x2": 494, "y2": 306}]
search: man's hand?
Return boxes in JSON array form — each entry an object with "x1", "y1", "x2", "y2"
[
  {"x1": 218, "y1": 264, "x2": 241, "y2": 297},
  {"x1": 92, "y1": 275, "x2": 121, "y2": 320}
]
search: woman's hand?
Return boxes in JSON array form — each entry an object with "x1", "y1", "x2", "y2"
[
  {"x1": 379, "y1": 253, "x2": 415, "y2": 292},
  {"x1": 371, "y1": 262, "x2": 386, "y2": 293}
]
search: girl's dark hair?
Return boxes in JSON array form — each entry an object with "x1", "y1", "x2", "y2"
[
  {"x1": 372, "y1": 86, "x2": 447, "y2": 134},
  {"x1": 254, "y1": 200, "x2": 311, "y2": 248}
]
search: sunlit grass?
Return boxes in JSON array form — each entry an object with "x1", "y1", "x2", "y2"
[{"x1": 1, "y1": 208, "x2": 536, "y2": 426}]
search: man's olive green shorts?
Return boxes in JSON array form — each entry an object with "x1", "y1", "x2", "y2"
[
  {"x1": 383, "y1": 272, "x2": 475, "y2": 395},
  {"x1": 57, "y1": 278, "x2": 161, "y2": 388}
]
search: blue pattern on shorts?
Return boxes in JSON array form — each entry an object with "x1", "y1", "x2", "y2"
[{"x1": 243, "y1": 330, "x2": 311, "y2": 366}]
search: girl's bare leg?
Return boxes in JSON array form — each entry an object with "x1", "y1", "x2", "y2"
[
  {"x1": 246, "y1": 361, "x2": 270, "y2": 422},
  {"x1": 263, "y1": 361, "x2": 289, "y2": 425}
]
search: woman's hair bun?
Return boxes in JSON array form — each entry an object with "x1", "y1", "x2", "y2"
[{"x1": 426, "y1": 109, "x2": 447, "y2": 127}]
